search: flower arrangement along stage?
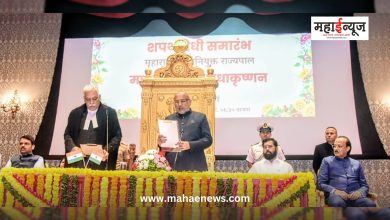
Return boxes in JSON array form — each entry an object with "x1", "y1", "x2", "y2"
[
  {"x1": 0, "y1": 168, "x2": 316, "y2": 208},
  {"x1": 131, "y1": 149, "x2": 172, "y2": 171}
]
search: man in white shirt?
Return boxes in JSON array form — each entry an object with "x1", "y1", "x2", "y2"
[
  {"x1": 246, "y1": 122, "x2": 286, "y2": 168},
  {"x1": 248, "y1": 138, "x2": 293, "y2": 174},
  {"x1": 5, "y1": 135, "x2": 45, "y2": 168}
]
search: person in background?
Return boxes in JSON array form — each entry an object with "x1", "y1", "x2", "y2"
[
  {"x1": 116, "y1": 142, "x2": 136, "y2": 170},
  {"x1": 313, "y1": 126, "x2": 337, "y2": 174},
  {"x1": 246, "y1": 122, "x2": 285, "y2": 168},
  {"x1": 317, "y1": 136, "x2": 376, "y2": 207},
  {"x1": 248, "y1": 138, "x2": 293, "y2": 174},
  {"x1": 162, "y1": 92, "x2": 212, "y2": 171},
  {"x1": 5, "y1": 135, "x2": 44, "y2": 168},
  {"x1": 64, "y1": 84, "x2": 122, "y2": 170}
]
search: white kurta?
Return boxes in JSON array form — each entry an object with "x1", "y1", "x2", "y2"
[{"x1": 248, "y1": 158, "x2": 294, "y2": 174}]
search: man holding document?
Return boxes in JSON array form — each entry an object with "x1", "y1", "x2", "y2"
[
  {"x1": 159, "y1": 92, "x2": 212, "y2": 171},
  {"x1": 64, "y1": 84, "x2": 122, "y2": 170}
]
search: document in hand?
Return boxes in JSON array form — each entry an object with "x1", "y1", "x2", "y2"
[{"x1": 158, "y1": 120, "x2": 180, "y2": 149}]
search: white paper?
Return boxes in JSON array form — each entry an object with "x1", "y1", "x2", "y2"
[{"x1": 158, "y1": 120, "x2": 180, "y2": 149}]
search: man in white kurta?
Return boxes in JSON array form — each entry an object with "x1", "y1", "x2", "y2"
[
  {"x1": 246, "y1": 123, "x2": 286, "y2": 168},
  {"x1": 248, "y1": 138, "x2": 293, "y2": 174}
]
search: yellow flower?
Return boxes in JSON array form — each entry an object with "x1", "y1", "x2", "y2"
[
  {"x1": 262, "y1": 104, "x2": 273, "y2": 115},
  {"x1": 299, "y1": 68, "x2": 310, "y2": 80},
  {"x1": 293, "y1": 99, "x2": 306, "y2": 112},
  {"x1": 92, "y1": 73, "x2": 104, "y2": 85}
]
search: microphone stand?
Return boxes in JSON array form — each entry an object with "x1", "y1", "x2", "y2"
[
  {"x1": 173, "y1": 116, "x2": 184, "y2": 170},
  {"x1": 105, "y1": 106, "x2": 109, "y2": 170}
]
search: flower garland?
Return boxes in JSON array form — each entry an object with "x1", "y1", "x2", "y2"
[
  {"x1": 60, "y1": 174, "x2": 69, "y2": 207},
  {"x1": 43, "y1": 174, "x2": 53, "y2": 203},
  {"x1": 216, "y1": 179, "x2": 224, "y2": 207},
  {"x1": 184, "y1": 175, "x2": 192, "y2": 207},
  {"x1": 208, "y1": 178, "x2": 217, "y2": 207},
  {"x1": 118, "y1": 176, "x2": 127, "y2": 207},
  {"x1": 225, "y1": 178, "x2": 233, "y2": 207},
  {"x1": 236, "y1": 178, "x2": 244, "y2": 207},
  {"x1": 4, "y1": 174, "x2": 50, "y2": 207},
  {"x1": 83, "y1": 175, "x2": 92, "y2": 207},
  {"x1": 134, "y1": 177, "x2": 144, "y2": 207},
  {"x1": 91, "y1": 176, "x2": 100, "y2": 206},
  {"x1": 167, "y1": 175, "x2": 175, "y2": 207},
  {"x1": 109, "y1": 177, "x2": 118, "y2": 207},
  {"x1": 176, "y1": 176, "x2": 184, "y2": 207},
  {"x1": 192, "y1": 177, "x2": 200, "y2": 208},
  {"x1": 0, "y1": 176, "x2": 4, "y2": 206},
  {"x1": 155, "y1": 177, "x2": 164, "y2": 207},
  {"x1": 52, "y1": 174, "x2": 60, "y2": 206},
  {"x1": 26, "y1": 174, "x2": 35, "y2": 192},
  {"x1": 100, "y1": 177, "x2": 108, "y2": 207},
  {"x1": 36, "y1": 175, "x2": 45, "y2": 198},
  {"x1": 2, "y1": 177, "x2": 30, "y2": 206},
  {"x1": 200, "y1": 176, "x2": 208, "y2": 207},
  {"x1": 70, "y1": 175, "x2": 78, "y2": 207},
  {"x1": 127, "y1": 175, "x2": 137, "y2": 207},
  {"x1": 246, "y1": 178, "x2": 253, "y2": 207},
  {"x1": 143, "y1": 177, "x2": 153, "y2": 207},
  {"x1": 0, "y1": 168, "x2": 316, "y2": 208}
]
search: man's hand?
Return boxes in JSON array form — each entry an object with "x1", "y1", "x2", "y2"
[
  {"x1": 102, "y1": 149, "x2": 109, "y2": 161},
  {"x1": 158, "y1": 135, "x2": 167, "y2": 146},
  {"x1": 71, "y1": 146, "x2": 81, "y2": 152},
  {"x1": 334, "y1": 189, "x2": 349, "y2": 200},
  {"x1": 348, "y1": 191, "x2": 362, "y2": 200},
  {"x1": 178, "y1": 141, "x2": 190, "y2": 151}
]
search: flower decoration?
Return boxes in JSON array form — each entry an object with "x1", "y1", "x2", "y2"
[{"x1": 131, "y1": 149, "x2": 172, "y2": 171}]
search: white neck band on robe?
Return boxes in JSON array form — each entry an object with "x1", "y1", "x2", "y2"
[{"x1": 83, "y1": 109, "x2": 99, "y2": 130}]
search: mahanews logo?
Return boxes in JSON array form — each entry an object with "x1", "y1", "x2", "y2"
[{"x1": 311, "y1": 16, "x2": 369, "y2": 40}]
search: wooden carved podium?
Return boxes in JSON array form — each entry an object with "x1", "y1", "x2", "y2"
[{"x1": 139, "y1": 39, "x2": 218, "y2": 171}]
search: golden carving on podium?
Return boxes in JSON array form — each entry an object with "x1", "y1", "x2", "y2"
[{"x1": 140, "y1": 39, "x2": 217, "y2": 171}]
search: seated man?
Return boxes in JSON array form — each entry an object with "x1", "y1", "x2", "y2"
[
  {"x1": 248, "y1": 138, "x2": 293, "y2": 174},
  {"x1": 317, "y1": 136, "x2": 376, "y2": 207},
  {"x1": 246, "y1": 122, "x2": 285, "y2": 168},
  {"x1": 5, "y1": 135, "x2": 45, "y2": 168},
  {"x1": 116, "y1": 142, "x2": 136, "y2": 170}
]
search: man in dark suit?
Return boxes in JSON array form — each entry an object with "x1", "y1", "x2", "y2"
[
  {"x1": 162, "y1": 92, "x2": 212, "y2": 171},
  {"x1": 313, "y1": 126, "x2": 337, "y2": 174},
  {"x1": 64, "y1": 84, "x2": 122, "y2": 170}
]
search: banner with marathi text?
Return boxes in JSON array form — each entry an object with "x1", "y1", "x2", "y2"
[{"x1": 91, "y1": 34, "x2": 314, "y2": 119}]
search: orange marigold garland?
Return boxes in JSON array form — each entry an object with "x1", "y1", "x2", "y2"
[
  {"x1": 36, "y1": 175, "x2": 45, "y2": 198},
  {"x1": 183, "y1": 176, "x2": 192, "y2": 207},
  {"x1": 109, "y1": 177, "x2": 119, "y2": 207},
  {"x1": 118, "y1": 176, "x2": 127, "y2": 207},
  {"x1": 91, "y1": 176, "x2": 100, "y2": 207},
  {"x1": 83, "y1": 175, "x2": 92, "y2": 207}
]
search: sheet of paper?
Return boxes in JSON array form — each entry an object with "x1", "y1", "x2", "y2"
[
  {"x1": 80, "y1": 144, "x2": 103, "y2": 156},
  {"x1": 158, "y1": 120, "x2": 180, "y2": 149}
]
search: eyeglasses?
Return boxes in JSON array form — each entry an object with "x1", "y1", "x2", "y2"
[
  {"x1": 84, "y1": 97, "x2": 99, "y2": 103},
  {"x1": 174, "y1": 99, "x2": 189, "y2": 105}
]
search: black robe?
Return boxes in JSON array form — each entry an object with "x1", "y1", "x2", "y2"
[{"x1": 64, "y1": 103, "x2": 122, "y2": 170}]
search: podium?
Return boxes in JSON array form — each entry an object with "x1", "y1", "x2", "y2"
[{"x1": 139, "y1": 39, "x2": 218, "y2": 171}]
